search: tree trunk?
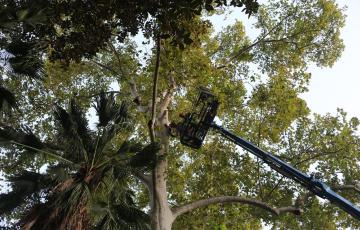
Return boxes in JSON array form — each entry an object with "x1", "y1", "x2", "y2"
[
  {"x1": 151, "y1": 156, "x2": 174, "y2": 230},
  {"x1": 150, "y1": 95, "x2": 175, "y2": 229}
]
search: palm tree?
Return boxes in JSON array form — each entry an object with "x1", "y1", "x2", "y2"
[{"x1": 0, "y1": 92, "x2": 158, "y2": 229}]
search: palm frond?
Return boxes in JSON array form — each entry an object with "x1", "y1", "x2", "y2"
[
  {"x1": 54, "y1": 104, "x2": 89, "y2": 162},
  {"x1": 113, "y1": 101, "x2": 129, "y2": 125},
  {"x1": 95, "y1": 100, "x2": 130, "y2": 155},
  {"x1": 0, "y1": 125, "x2": 43, "y2": 151},
  {"x1": 46, "y1": 163, "x2": 73, "y2": 183},
  {"x1": 53, "y1": 104, "x2": 73, "y2": 134},
  {"x1": 112, "y1": 165, "x2": 130, "y2": 182},
  {"x1": 5, "y1": 39, "x2": 44, "y2": 80},
  {"x1": 0, "y1": 86, "x2": 17, "y2": 111},
  {"x1": 95, "y1": 92, "x2": 118, "y2": 127},
  {"x1": 93, "y1": 191, "x2": 150, "y2": 230},
  {"x1": 0, "y1": 171, "x2": 53, "y2": 215},
  {"x1": 0, "y1": 189, "x2": 28, "y2": 216},
  {"x1": 117, "y1": 140, "x2": 143, "y2": 155},
  {"x1": 70, "y1": 99, "x2": 94, "y2": 153},
  {"x1": 128, "y1": 142, "x2": 160, "y2": 170}
]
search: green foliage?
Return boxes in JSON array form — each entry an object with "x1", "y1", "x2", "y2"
[
  {"x1": 248, "y1": 74, "x2": 309, "y2": 141},
  {"x1": 93, "y1": 190, "x2": 150, "y2": 230},
  {"x1": 0, "y1": 0, "x2": 259, "y2": 63},
  {"x1": 0, "y1": 94, "x2": 159, "y2": 229},
  {"x1": 1, "y1": 0, "x2": 357, "y2": 229},
  {"x1": 0, "y1": 171, "x2": 53, "y2": 216},
  {"x1": 5, "y1": 39, "x2": 44, "y2": 79}
]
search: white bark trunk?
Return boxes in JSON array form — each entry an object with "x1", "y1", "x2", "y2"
[
  {"x1": 151, "y1": 92, "x2": 176, "y2": 230},
  {"x1": 151, "y1": 157, "x2": 174, "y2": 230}
]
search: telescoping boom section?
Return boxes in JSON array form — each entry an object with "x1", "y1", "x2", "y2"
[{"x1": 178, "y1": 87, "x2": 360, "y2": 221}]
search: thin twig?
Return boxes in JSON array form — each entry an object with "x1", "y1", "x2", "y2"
[
  {"x1": 77, "y1": 91, "x2": 123, "y2": 99},
  {"x1": 108, "y1": 42, "x2": 127, "y2": 75},
  {"x1": 90, "y1": 60, "x2": 120, "y2": 76}
]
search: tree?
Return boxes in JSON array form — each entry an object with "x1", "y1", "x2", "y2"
[
  {"x1": 0, "y1": 0, "x2": 258, "y2": 116},
  {"x1": 1, "y1": 0, "x2": 358, "y2": 229},
  {"x1": 0, "y1": 93, "x2": 159, "y2": 229}
]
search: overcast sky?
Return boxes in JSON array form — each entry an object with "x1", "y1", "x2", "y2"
[
  {"x1": 303, "y1": 0, "x2": 360, "y2": 119},
  {"x1": 210, "y1": 0, "x2": 360, "y2": 119}
]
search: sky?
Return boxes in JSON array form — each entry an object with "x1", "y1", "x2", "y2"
[
  {"x1": 209, "y1": 0, "x2": 360, "y2": 119},
  {"x1": 303, "y1": 0, "x2": 360, "y2": 119}
]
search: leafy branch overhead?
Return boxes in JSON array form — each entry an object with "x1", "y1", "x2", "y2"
[{"x1": 0, "y1": 0, "x2": 259, "y2": 63}]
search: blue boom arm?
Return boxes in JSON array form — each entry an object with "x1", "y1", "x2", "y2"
[
  {"x1": 178, "y1": 87, "x2": 360, "y2": 220},
  {"x1": 211, "y1": 122, "x2": 360, "y2": 221}
]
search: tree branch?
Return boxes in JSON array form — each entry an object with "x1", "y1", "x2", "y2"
[
  {"x1": 132, "y1": 171, "x2": 152, "y2": 188},
  {"x1": 295, "y1": 183, "x2": 360, "y2": 207},
  {"x1": 129, "y1": 77, "x2": 142, "y2": 106},
  {"x1": 90, "y1": 60, "x2": 121, "y2": 76},
  {"x1": 332, "y1": 184, "x2": 360, "y2": 195},
  {"x1": 108, "y1": 43, "x2": 126, "y2": 77},
  {"x1": 105, "y1": 42, "x2": 146, "y2": 112},
  {"x1": 149, "y1": 36, "x2": 161, "y2": 143},
  {"x1": 171, "y1": 196, "x2": 302, "y2": 219},
  {"x1": 216, "y1": 10, "x2": 298, "y2": 69},
  {"x1": 158, "y1": 74, "x2": 176, "y2": 118},
  {"x1": 264, "y1": 148, "x2": 345, "y2": 201}
]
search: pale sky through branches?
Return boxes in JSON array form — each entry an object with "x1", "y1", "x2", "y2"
[
  {"x1": 209, "y1": 0, "x2": 360, "y2": 119},
  {"x1": 303, "y1": 1, "x2": 360, "y2": 119}
]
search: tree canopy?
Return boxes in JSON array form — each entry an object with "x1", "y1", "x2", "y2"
[
  {"x1": 1, "y1": 0, "x2": 359, "y2": 229},
  {"x1": 0, "y1": 0, "x2": 258, "y2": 63}
]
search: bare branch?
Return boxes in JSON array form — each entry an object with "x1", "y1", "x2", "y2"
[
  {"x1": 109, "y1": 43, "x2": 126, "y2": 76},
  {"x1": 90, "y1": 60, "x2": 120, "y2": 76},
  {"x1": 129, "y1": 77, "x2": 142, "y2": 106},
  {"x1": 106, "y1": 42, "x2": 147, "y2": 112},
  {"x1": 171, "y1": 196, "x2": 302, "y2": 218},
  {"x1": 332, "y1": 184, "x2": 360, "y2": 195},
  {"x1": 132, "y1": 171, "x2": 152, "y2": 188},
  {"x1": 158, "y1": 74, "x2": 176, "y2": 117},
  {"x1": 149, "y1": 36, "x2": 161, "y2": 143}
]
